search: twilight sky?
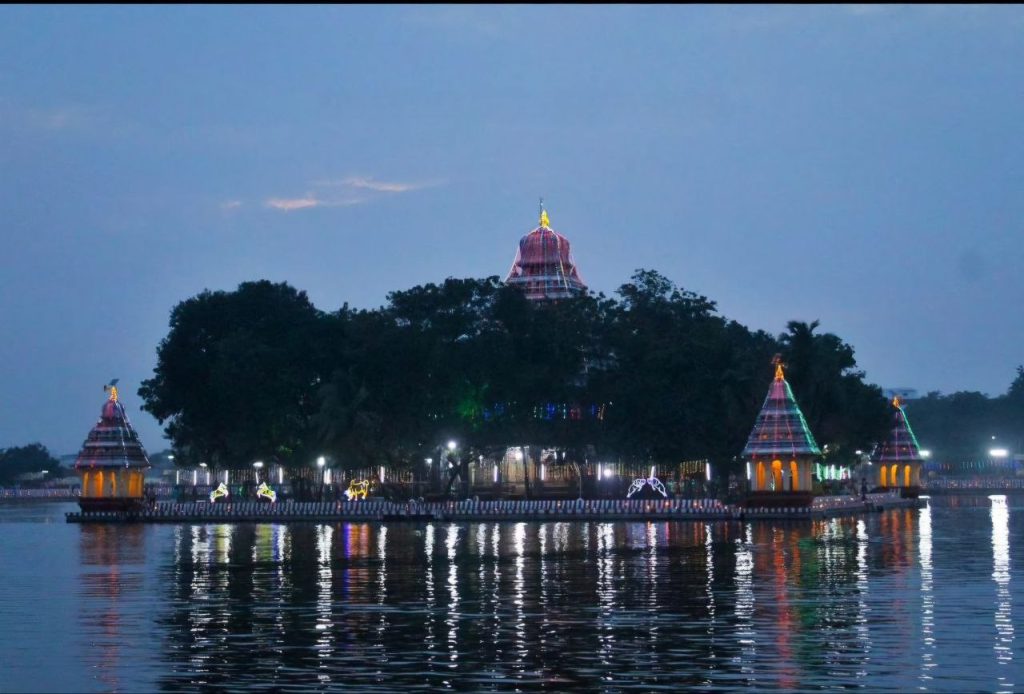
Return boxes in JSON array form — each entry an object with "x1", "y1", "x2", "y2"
[{"x1": 2, "y1": 5, "x2": 1022, "y2": 455}]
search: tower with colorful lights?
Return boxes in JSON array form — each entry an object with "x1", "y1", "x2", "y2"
[
  {"x1": 872, "y1": 395, "x2": 925, "y2": 497},
  {"x1": 741, "y1": 358, "x2": 821, "y2": 507},
  {"x1": 74, "y1": 381, "x2": 151, "y2": 511},
  {"x1": 504, "y1": 204, "x2": 586, "y2": 301}
]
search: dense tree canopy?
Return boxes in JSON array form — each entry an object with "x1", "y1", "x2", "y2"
[
  {"x1": 907, "y1": 365, "x2": 1024, "y2": 462},
  {"x1": 140, "y1": 270, "x2": 895, "y2": 475},
  {"x1": 0, "y1": 443, "x2": 62, "y2": 485}
]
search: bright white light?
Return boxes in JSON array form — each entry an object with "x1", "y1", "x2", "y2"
[
  {"x1": 705, "y1": 462, "x2": 711, "y2": 481},
  {"x1": 447, "y1": 440, "x2": 457, "y2": 451},
  {"x1": 603, "y1": 466, "x2": 614, "y2": 479},
  {"x1": 199, "y1": 462, "x2": 207, "y2": 468},
  {"x1": 192, "y1": 470, "x2": 197, "y2": 485},
  {"x1": 278, "y1": 467, "x2": 283, "y2": 485},
  {"x1": 990, "y1": 448, "x2": 1009, "y2": 458},
  {"x1": 379, "y1": 466, "x2": 385, "y2": 482},
  {"x1": 324, "y1": 469, "x2": 332, "y2": 485},
  {"x1": 746, "y1": 462, "x2": 751, "y2": 480},
  {"x1": 540, "y1": 464, "x2": 546, "y2": 481},
  {"x1": 920, "y1": 449, "x2": 932, "y2": 459},
  {"x1": 425, "y1": 457, "x2": 433, "y2": 466},
  {"x1": 493, "y1": 464, "x2": 499, "y2": 483},
  {"x1": 253, "y1": 461, "x2": 264, "y2": 469},
  {"x1": 317, "y1": 456, "x2": 326, "y2": 468},
  {"x1": 855, "y1": 450, "x2": 863, "y2": 456}
]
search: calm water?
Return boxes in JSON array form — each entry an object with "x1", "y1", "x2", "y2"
[{"x1": 0, "y1": 497, "x2": 1021, "y2": 692}]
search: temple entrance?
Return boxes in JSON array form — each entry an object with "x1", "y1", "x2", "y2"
[
  {"x1": 890, "y1": 464, "x2": 899, "y2": 487},
  {"x1": 789, "y1": 461, "x2": 799, "y2": 491},
  {"x1": 880, "y1": 466, "x2": 887, "y2": 487},
  {"x1": 904, "y1": 465, "x2": 912, "y2": 487},
  {"x1": 756, "y1": 462, "x2": 766, "y2": 490},
  {"x1": 771, "y1": 460, "x2": 783, "y2": 491}
]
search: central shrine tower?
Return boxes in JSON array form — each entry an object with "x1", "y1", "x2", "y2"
[{"x1": 505, "y1": 205, "x2": 586, "y2": 301}]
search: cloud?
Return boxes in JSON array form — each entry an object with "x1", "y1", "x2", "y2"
[
  {"x1": 314, "y1": 176, "x2": 444, "y2": 193},
  {"x1": 264, "y1": 193, "x2": 367, "y2": 212},
  {"x1": 263, "y1": 175, "x2": 444, "y2": 212},
  {"x1": 265, "y1": 195, "x2": 323, "y2": 212}
]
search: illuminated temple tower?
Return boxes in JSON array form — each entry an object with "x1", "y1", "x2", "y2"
[
  {"x1": 873, "y1": 395, "x2": 925, "y2": 497},
  {"x1": 505, "y1": 205, "x2": 586, "y2": 301},
  {"x1": 74, "y1": 382, "x2": 151, "y2": 511},
  {"x1": 742, "y1": 360, "x2": 821, "y2": 507}
]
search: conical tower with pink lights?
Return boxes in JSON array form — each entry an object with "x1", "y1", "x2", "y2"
[
  {"x1": 872, "y1": 395, "x2": 925, "y2": 497},
  {"x1": 741, "y1": 357, "x2": 821, "y2": 507},
  {"x1": 74, "y1": 380, "x2": 151, "y2": 511},
  {"x1": 505, "y1": 204, "x2": 586, "y2": 301}
]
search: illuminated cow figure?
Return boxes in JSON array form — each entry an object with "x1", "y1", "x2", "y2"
[
  {"x1": 209, "y1": 482, "x2": 229, "y2": 503},
  {"x1": 626, "y1": 467, "x2": 668, "y2": 499},
  {"x1": 256, "y1": 481, "x2": 277, "y2": 503},
  {"x1": 345, "y1": 479, "x2": 369, "y2": 501}
]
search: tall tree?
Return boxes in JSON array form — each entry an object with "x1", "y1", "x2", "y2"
[{"x1": 139, "y1": 280, "x2": 325, "y2": 469}]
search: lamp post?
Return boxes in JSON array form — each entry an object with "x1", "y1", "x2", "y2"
[
  {"x1": 253, "y1": 460, "x2": 264, "y2": 484},
  {"x1": 200, "y1": 462, "x2": 209, "y2": 486},
  {"x1": 443, "y1": 441, "x2": 457, "y2": 498},
  {"x1": 423, "y1": 458, "x2": 432, "y2": 500},
  {"x1": 317, "y1": 456, "x2": 327, "y2": 502}
]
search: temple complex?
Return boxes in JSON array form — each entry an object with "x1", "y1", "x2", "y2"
[
  {"x1": 74, "y1": 382, "x2": 151, "y2": 511},
  {"x1": 873, "y1": 395, "x2": 925, "y2": 497},
  {"x1": 742, "y1": 359, "x2": 821, "y2": 507},
  {"x1": 505, "y1": 205, "x2": 586, "y2": 301}
]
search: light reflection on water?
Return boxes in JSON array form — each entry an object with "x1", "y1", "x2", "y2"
[{"x1": 1, "y1": 498, "x2": 1023, "y2": 691}]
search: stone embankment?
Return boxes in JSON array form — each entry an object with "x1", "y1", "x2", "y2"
[{"x1": 65, "y1": 493, "x2": 922, "y2": 524}]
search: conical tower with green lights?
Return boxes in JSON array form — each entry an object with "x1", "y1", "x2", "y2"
[
  {"x1": 741, "y1": 358, "x2": 821, "y2": 507},
  {"x1": 872, "y1": 395, "x2": 925, "y2": 497}
]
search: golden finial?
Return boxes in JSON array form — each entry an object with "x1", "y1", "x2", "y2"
[
  {"x1": 892, "y1": 395, "x2": 902, "y2": 409},
  {"x1": 539, "y1": 199, "x2": 550, "y2": 229},
  {"x1": 104, "y1": 378, "x2": 119, "y2": 402},
  {"x1": 772, "y1": 354, "x2": 784, "y2": 381}
]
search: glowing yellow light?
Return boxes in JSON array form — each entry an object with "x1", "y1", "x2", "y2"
[
  {"x1": 774, "y1": 363, "x2": 785, "y2": 381},
  {"x1": 210, "y1": 482, "x2": 229, "y2": 503},
  {"x1": 345, "y1": 479, "x2": 370, "y2": 501},
  {"x1": 540, "y1": 208, "x2": 550, "y2": 229},
  {"x1": 892, "y1": 395, "x2": 902, "y2": 409},
  {"x1": 256, "y1": 481, "x2": 277, "y2": 503},
  {"x1": 109, "y1": 385, "x2": 118, "y2": 402}
]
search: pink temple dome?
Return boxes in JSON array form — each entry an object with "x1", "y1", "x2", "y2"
[{"x1": 505, "y1": 207, "x2": 586, "y2": 301}]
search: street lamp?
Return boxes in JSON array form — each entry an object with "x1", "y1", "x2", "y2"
[
  {"x1": 317, "y1": 456, "x2": 327, "y2": 486},
  {"x1": 920, "y1": 450, "x2": 932, "y2": 459},
  {"x1": 447, "y1": 440, "x2": 457, "y2": 451},
  {"x1": 990, "y1": 448, "x2": 1009, "y2": 458},
  {"x1": 200, "y1": 462, "x2": 209, "y2": 485},
  {"x1": 253, "y1": 460, "x2": 264, "y2": 484}
]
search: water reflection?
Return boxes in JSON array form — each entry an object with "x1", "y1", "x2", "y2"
[
  {"x1": 34, "y1": 501, "x2": 1016, "y2": 692},
  {"x1": 77, "y1": 523, "x2": 147, "y2": 692},
  {"x1": 990, "y1": 495, "x2": 1014, "y2": 690}
]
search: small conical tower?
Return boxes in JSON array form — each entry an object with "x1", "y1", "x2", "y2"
[
  {"x1": 74, "y1": 381, "x2": 151, "y2": 511},
  {"x1": 505, "y1": 204, "x2": 586, "y2": 301},
  {"x1": 742, "y1": 358, "x2": 821, "y2": 506},
  {"x1": 873, "y1": 396, "x2": 924, "y2": 497}
]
